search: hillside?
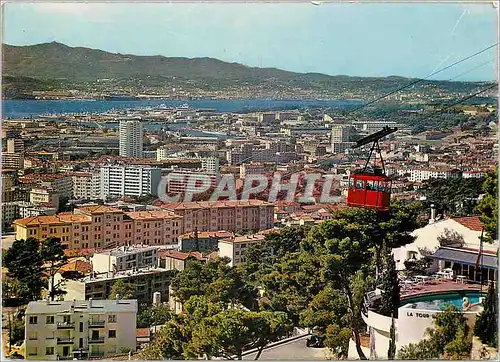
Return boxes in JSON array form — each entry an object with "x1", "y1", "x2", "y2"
[{"x1": 2, "y1": 42, "x2": 489, "y2": 99}]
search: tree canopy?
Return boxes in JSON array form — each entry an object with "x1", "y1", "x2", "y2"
[{"x1": 475, "y1": 168, "x2": 498, "y2": 242}]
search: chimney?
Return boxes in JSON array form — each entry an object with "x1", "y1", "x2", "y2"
[
  {"x1": 89, "y1": 298, "x2": 93, "y2": 308},
  {"x1": 430, "y1": 204, "x2": 436, "y2": 224}
]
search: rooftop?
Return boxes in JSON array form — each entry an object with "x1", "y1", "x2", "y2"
[
  {"x1": 157, "y1": 250, "x2": 205, "y2": 261},
  {"x1": 452, "y1": 216, "x2": 485, "y2": 232},
  {"x1": 26, "y1": 299, "x2": 138, "y2": 315},
  {"x1": 157, "y1": 200, "x2": 274, "y2": 210}
]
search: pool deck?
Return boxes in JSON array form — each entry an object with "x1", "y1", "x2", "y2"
[{"x1": 401, "y1": 279, "x2": 484, "y2": 301}]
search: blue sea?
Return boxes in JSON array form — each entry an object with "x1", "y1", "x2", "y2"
[{"x1": 2, "y1": 99, "x2": 362, "y2": 119}]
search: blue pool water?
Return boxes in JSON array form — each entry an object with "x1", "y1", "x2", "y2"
[{"x1": 402, "y1": 292, "x2": 485, "y2": 311}]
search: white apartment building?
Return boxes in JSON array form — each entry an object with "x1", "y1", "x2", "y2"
[
  {"x1": 99, "y1": 165, "x2": 162, "y2": 199},
  {"x1": 30, "y1": 187, "x2": 60, "y2": 207},
  {"x1": 72, "y1": 172, "x2": 101, "y2": 200},
  {"x1": 40, "y1": 176, "x2": 73, "y2": 199},
  {"x1": 24, "y1": 299, "x2": 137, "y2": 360},
  {"x1": 386, "y1": 165, "x2": 462, "y2": 182},
  {"x1": 119, "y1": 119, "x2": 143, "y2": 158},
  {"x1": 200, "y1": 157, "x2": 220, "y2": 174},
  {"x1": 218, "y1": 233, "x2": 266, "y2": 266},
  {"x1": 19, "y1": 201, "x2": 57, "y2": 218},
  {"x1": 331, "y1": 124, "x2": 355, "y2": 154},
  {"x1": 91, "y1": 245, "x2": 158, "y2": 274}
]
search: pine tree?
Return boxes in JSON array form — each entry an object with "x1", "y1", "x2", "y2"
[
  {"x1": 380, "y1": 245, "x2": 400, "y2": 318},
  {"x1": 388, "y1": 318, "x2": 396, "y2": 359},
  {"x1": 474, "y1": 282, "x2": 498, "y2": 347}
]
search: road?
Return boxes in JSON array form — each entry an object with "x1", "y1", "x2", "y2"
[
  {"x1": 243, "y1": 336, "x2": 326, "y2": 360},
  {"x1": 1, "y1": 233, "x2": 16, "y2": 250}
]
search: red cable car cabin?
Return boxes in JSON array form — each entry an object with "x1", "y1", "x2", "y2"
[
  {"x1": 345, "y1": 126, "x2": 397, "y2": 213},
  {"x1": 347, "y1": 172, "x2": 391, "y2": 212}
]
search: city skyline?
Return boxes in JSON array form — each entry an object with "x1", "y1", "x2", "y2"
[{"x1": 3, "y1": 2, "x2": 498, "y2": 81}]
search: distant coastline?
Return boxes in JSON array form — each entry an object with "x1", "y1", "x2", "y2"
[{"x1": 2, "y1": 98, "x2": 364, "y2": 119}]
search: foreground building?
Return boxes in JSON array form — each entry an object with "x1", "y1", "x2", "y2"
[{"x1": 24, "y1": 299, "x2": 137, "y2": 360}]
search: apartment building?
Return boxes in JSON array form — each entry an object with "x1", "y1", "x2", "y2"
[
  {"x1": 239, "y1": 162, "x2": 273, "y2": 179},
  {"x1": 158, "y1": 200, "x2": 275, "y2": 233},
  {"x1": 331, "y1": 124, "x2": 355, "y2": 155},
  {"x1": 119, "y1": 119, "x2": 143, "y2": 158},
  {"x1": 218, "y1": 233, "x2": 266, "y2": 266},
  {"x1": 53, "y1": 267, "x2": 174, "y2": 303},
  {"x1": 158, "y1": 250, "x2": 206, "y2": 271},
  {"x1": 178, "y1": 230, "x2": 233, "y2": 252},
  {"x1": 163, "y1": 168, "x2": 219, "y2": 195},
  {"x1": 13, "y1": 205, "x2": 184, "y2": 250},
  {"x1": 72, "y1": 172, "x2": 101, "y2": 200},
  {"x1": 20, "y1": 174, "x2": 73, "y2": 199},
  {"x1": 24, "y1": 299, "x2": 137, "y2": 360},
  {"x1": 386, "y1": 165, "x2": 462, "y2": 182},
  {"x1": 2, "y1": 153, "x2": 24, "y2": 169},
  {"x1": 100, "y1": 165, "x2": 161, "y2": 199},
  {"x1": 30, "y1": 187, "x2": 60, "y2": 208},
  {"x1": 91, "y1": 245, "x2": 158, "y2": 274}
]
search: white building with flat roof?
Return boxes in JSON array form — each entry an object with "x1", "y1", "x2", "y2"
[
  {"x1": 24, "y1": 299, "x2": 137, "y2": 360},
  {"x1": 91, "y1": 245, "x2": 158, "y2": 274},
  {"x1": 99, "y1": 165, "x2": 162, "y2": 199},
  {"x1": 119, "y1": 119, "x2": 143, "y2": 158}
]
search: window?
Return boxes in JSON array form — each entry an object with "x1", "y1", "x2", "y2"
[
  {"x1": 108, "y1": 315, "x2": 116, "y2": 323},
  {"x1": 29, "y1": 316, "x2": 38, "y2": 324},
  {"x1": 356, "y1": 180, "x2": 364, "y2": 190},
  {"x1": 46, "y1": 347, "x2": 54, "y2": 356},
  {"x1": 46, "y1": 316, "x2": 54, "y2": 324},
  {"x1": 108, "y1": 330, "x2": 116, "y2": 338}
]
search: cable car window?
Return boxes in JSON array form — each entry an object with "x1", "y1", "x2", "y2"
[
  {"x1": 356, "y1": 180, "x2": 364, "y2": 189},
  {"x1": 378, "y1": 182, "x2": 387, "y2": 192},
  {"x1": 349, "y1": 178, "x2": 354, "y2": 188},
  {"x1": 366, "y1": 180, "x2": 377, "y2": 191}
]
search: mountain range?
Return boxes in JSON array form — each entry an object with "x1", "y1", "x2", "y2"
[{"x1": 2, "y1": 42, "x2": 489, "y2": 99}]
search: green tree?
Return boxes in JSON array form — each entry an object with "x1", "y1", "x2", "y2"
[
  {"x1": 109, "y1": 280, "x2": 135, "y2": 299},
  {"x1": 311, "y1": 218, "x2": 372, "y2": 360},
  {"x1": 379, "y1": 246, "x2": 400, "y2": 318},
  {"x1": 324, "y1": 324, "x2": 352, "y2": 359},
  {"x1": 8, "y1": 315, "x2": 25, "y2": 346},
  {"x1": 3, "y1": 238, "x2": 46, "y2": 301},
  {"x1": 475, "y1": 168, "x2": 498, "y2": 242},
  {"x1": 40, "y1": 237, "x2": 67, "y2": 301},
  {"x1": 139, "y1": 316, "x2": 188, "y2": 360},
  {"x1": 474, "y1": 282, "x2": 498, "y2": 347},
  {"x1": 189, "y1": 309, "x2": 292, "y2": 360},
  {"x1": 388, "y1": 318, "x2": 396, "y2": 360}
]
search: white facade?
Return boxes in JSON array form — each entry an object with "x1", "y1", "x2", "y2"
[
  {"x1": 331, "y1": 124, "x2": 354, "y2": 154},
  {"x1": 24, "y1": 299, "x2": 137, "y2": 360},
  {"x1": 91, "y1": 246, "x2": 158, "y2": 274},
  {"x1": 392, "y1": 217, "x2": 496, "y2": 271},
  {"x1": 99, "y1": 165, "x2": 161, "y2": 199},
  {"x1": 218, "y1": 234, "x2": 266, "y2": 266},
  {"x1": 386, "y1": 166, "x2": 461, "y2": 182},
  {"x1": 40, "y1": 177, "x2": 73, "y2": 199},
  {"x1": 119, "y1": 120, "x2": 143, "y2": 158},
  {"x1": 72, "y1": 172, "x2": 101, "y2": 200},
  {"x1": 200, "y1": 157, "x2": 220, "y2": 174}
]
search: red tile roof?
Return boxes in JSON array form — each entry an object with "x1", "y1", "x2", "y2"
[
  {"x1": 136, "y1": 328, "x2": 150, "y2": 338},
  {"x1": 158, "y1": 250, "x2": 205, "y2": 261},
  {"x1": 452, "y1": 216, "x2": 485, "y2": 232},
  {"x1": 58, "y1": 260, "x2": 92, "y2": 274}
]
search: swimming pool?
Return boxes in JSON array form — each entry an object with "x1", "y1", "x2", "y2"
[{"x1": 402, "y1": 292, "x2": 485, "y2": 311}]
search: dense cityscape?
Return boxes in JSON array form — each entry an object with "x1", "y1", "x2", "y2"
[{"x1": 1, "y1": 2, "x2": 499, "y2": 362}]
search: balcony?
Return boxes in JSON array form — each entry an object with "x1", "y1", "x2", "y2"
[
  {"x1": 57, "y1": 321, "x2": 75, "y2": 329},
  {"x1": 88, "y1": 320, "x2": 105, "y2": 328},
  {"x1": 88, "y1": 337, "x2": 105, "y2": 344},
  {"x1": 57, "y1": 337, "x2": 74, "y2": 344}
]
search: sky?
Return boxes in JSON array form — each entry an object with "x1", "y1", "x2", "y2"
[{"x1": 3, "y1": 2, "x2": 499, "y2": 81}]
